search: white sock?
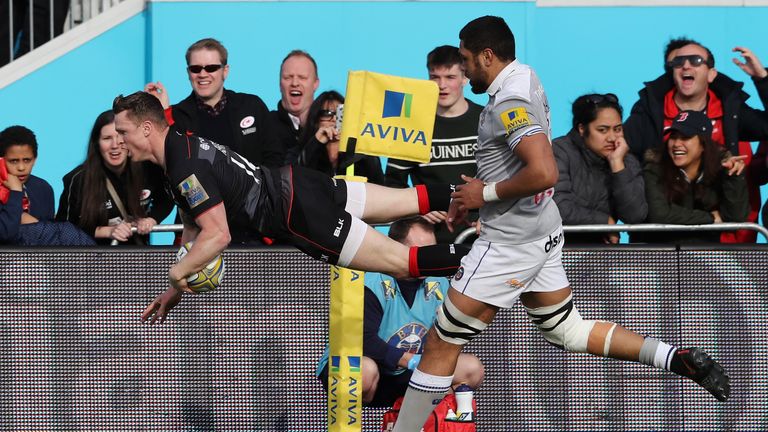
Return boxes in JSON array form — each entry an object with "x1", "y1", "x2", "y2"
[
  {"x1": 392, "y1": 369, "x2": 452, "y2": 432},
  {"x1": 638, "y1": 337, "x2": 676, "y2": 370}
]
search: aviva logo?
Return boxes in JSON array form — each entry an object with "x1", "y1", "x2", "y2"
[{"x1": 382, "y1": 90, "x2": 413, "y2": 118}]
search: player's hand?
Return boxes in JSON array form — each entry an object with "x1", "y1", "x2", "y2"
[
  {"x1": 421, "y1": 210, "x2": 447, "y2": 224},
  {"x1": 110, "y1": 221, "x2": 134, "y2": 242},
  {"x1": 722, "y1": 155, "x2": 747, "y2": 176},
  {"x1": 134, "y1": 217, "x2": 158, "y2": 235},
  {"x1": 451, "y1": 174, "x2": 486, "y2": 211},
  {"x1": 732, "y1": 47, "x2": 768, "y2": 79},
  {"x1": 169, "y1": 266, "x2": 196, "y2": 294},
  {"x1": 446, "y1": 199, "x2": 468, "y2": 233},
  {"x1": 144, "y1": 81, "x2": 170, "y2": 109},
  {"x1": 141, "y1": 287, "x2": 183, "y2": 324}
]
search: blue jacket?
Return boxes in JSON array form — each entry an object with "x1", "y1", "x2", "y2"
[{"x1": 0, "y1": 175, "x2": 54, "y2": 243}]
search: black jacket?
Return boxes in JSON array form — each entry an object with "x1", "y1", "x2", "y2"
[
  {"x1": 271, "y1": 102, "x2": 302, "y2": 165},
  {"x1": 640, "y1": 150, "x2": 749, "y2": 243},
  {"x1": 56, "y1": 162, "x2": 174, "y2": 245},
  {"x1": 553, "y1": 129, "x2": 647, "y2": 243},
  {"x1": 171, "y1": 90, "x2": 284, "y2": 168},
  {"x1": 624, "y1": 72, "x2": 768, "y2": 160}
]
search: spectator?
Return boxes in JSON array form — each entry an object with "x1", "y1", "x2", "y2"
[
  {"x1": 642, "y1": 110, "x2": 749, "y2": 243},
  {"x1": 56, "y1": 110, "x2": 173, "y2": 245},
  {"x1": 145, "y1": 37, "x2": 283, "y2": 245},
  {"x1": 0, "y1": 0, "x2": 70, "y2": 66},
  {"x1": 271, "y1": 50, "x2": 320, "y2": 165},
  {"x1": 623, "y1": 40, "x2": 768, "y2": 242},
  {"x1": 315, "y1": 217, "x2": 484, "y2": 406},
  {"x1": 385, "y1": 45, "x2": 483, "y2": 243},
  {"x1": 0, "y1": 125, "x2": 93, "y2": 246},
  {"x1": 297, "y1": 90, "x2": 384, "y2": 184},
  {"x1": 553, "y1": 93, "x2": 647, "y2": 244}
]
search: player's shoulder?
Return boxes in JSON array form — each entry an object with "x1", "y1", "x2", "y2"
[{"x1": 492, "y1": 62, "x2": 543, "y2": 109}]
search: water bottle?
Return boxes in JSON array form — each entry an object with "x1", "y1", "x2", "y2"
[{"x1": 454, "y1": 383, "x2": 474, "y2": 421}]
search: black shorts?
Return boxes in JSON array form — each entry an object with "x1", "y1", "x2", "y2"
[
  {"x1": 276, "y1": 166, "x2": 353, "y2": 265},
  {"x1": 318, "y1": 364, "x2": 413, "y2": 408}
]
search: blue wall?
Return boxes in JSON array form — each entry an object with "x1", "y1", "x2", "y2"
[{"x1": 1, "y1": 2, "x2": 767, "y2": 242}]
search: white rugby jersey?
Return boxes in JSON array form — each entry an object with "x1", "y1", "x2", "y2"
[{"x1": 476, "y1": 60, "x2": 562, "y2": 244}]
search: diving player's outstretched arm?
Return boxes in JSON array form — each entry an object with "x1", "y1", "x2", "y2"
[{"x1": 141, "y1": 203, "x2": 231, "y2": 324}]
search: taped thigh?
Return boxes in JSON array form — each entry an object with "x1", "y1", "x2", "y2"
[{"x1": 434, "y1": 296, "x2": 488, "y2": 346}]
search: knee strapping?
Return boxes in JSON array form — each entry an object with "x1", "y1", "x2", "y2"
[
  {"x1": 434, "y1": 297, "x2": 488, "y2": 345},
  {"x1": 524, "y1": 294, "x2": 595, "y2": 353}
]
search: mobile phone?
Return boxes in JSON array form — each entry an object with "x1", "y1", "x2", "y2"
[
  {"x1": 0, "y1": 157, "x2": 7, "y2": 182},
  {"x1": 335, "y1": 104, "x2": 344, "y2": 134}
]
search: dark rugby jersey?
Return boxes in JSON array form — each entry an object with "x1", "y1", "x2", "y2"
[{"x1": 164, "y1": 127, "x2": 279, "y2": 236}]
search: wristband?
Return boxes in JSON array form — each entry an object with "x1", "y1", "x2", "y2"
[{"x1": 482, "y1": 182, "x2": 500, "y2": 202}]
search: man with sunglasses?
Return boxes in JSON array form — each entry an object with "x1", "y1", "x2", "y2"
[
  {"x1": 624, "y1": 38, "x2": 768, "y2": 242},
  {"x1": 145, "y1": 38, "x2": 284, "y2": 244}
]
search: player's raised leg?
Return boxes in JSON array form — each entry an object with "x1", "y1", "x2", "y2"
[
  {"x1": 344, "y1": 219, "x2": 466, "y2": 279},
  {"x1": 345, "y1": 181, "x2": 453, "y2": 224},
  {"x1": 521, "y1": 287, "x2": 730, "y2": 402}
]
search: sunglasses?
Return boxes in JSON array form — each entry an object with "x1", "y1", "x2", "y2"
[
  {"x1": 319, "y1": 109, "x2": 337, "y2": 120},
  {"x1": 666, "y1": 55, "x2": 713, "y2": 69},
  {"x1": 187, "y1": 64, "x2": 224, "y2": 74},
  {"x1": 585, "y1": 93, "x2": 619, "y2": 105}
]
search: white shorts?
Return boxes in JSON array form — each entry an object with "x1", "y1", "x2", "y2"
[{"x1": 451, "y1": 227, "x2": 570, "y2": 309}]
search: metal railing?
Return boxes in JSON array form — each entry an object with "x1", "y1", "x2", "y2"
[
  {"x1": 117, "y1": 222, "x2": 768, "y2": 245},
  {"x1": 454, "y1": 222, "x2": 768, "y2": 244},
  {"x1": 4, "y1": 0, "x2": 123, "y2": 65}
]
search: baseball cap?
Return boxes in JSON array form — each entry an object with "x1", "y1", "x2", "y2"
[{"x1": 664, "y1": 110, "x2": 713, "y2": 139}]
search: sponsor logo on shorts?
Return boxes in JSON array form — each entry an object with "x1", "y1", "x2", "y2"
[
  {"x1": 241, "y1": 127, "x2": 256, "y2": 135},
  {"x1": 544, "y1": 231, "x2": 563, "y2": 253},
  {"x1": 506, "y1": 279, "x2": 525, "y2": 289},
  {"x1": 333, "y1": 218, "x2": 345, "y2": 238},
  {"x1": 178, "y1": 174, "x2": 210, "y2": 209},
  {"x1": 454, "y1": 266, "x2": 464, "y2": 281}
]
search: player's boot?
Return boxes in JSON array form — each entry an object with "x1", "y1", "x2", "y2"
[{"x1": 673, "y1": 347, "x2": 730, "y2": 402}]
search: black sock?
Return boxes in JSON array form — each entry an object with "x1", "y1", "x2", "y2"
[
  {"x1": 409, "y1": 244, "x2": 470, "y2": 277},
  {"x1": 416, "y1": 184, "x2": 454, "y2": 213}
]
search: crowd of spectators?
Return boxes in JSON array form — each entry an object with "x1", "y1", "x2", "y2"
[{"x1": 2, "y1": 36, "x2": 768, "y2": 247}]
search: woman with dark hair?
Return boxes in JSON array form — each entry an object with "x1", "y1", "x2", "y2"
[
  {"x1": 298, "y1": 91, "x2": 385, "y2": 184},
  {"x1": 553, "y1": 93, "x2": 647, "y2": 244},
  {"x1": 56, "y1": 110, "x2": 173, "y2": 244},
  {"x1": 642, "y1": 110, "x2": 749, "y2": 243}
]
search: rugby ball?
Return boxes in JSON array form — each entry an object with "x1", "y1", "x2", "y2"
[{"x1": 176, "y1": 242, "x2": 225, "y2": 293}]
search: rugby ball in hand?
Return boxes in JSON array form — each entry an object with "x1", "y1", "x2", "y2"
[{"x1": 176, "y1": 242, "x2": 225, "y2": 293}]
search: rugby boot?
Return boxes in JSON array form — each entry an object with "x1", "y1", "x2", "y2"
[{"x1": 674, "y1": 347, "x2": 730, "y2": 402}]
